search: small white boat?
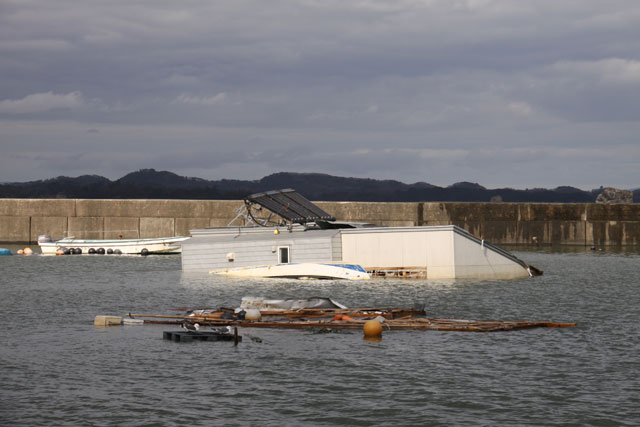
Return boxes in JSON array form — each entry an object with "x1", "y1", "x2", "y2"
[
  {"x1": 38, "y1": 235, "x2": 190, "y2": 255},
  {"x1": 210, "y1": 262, "x2": 370, "y2": 280}
]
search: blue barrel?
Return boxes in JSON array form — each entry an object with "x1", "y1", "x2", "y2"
[{"x1": 0, "y1": 248, "x2": 12, "y2": 256}]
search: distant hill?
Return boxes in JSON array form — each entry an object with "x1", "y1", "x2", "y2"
[{"x1": 0, "y1": 169, "x2": 636, "y2": 203}]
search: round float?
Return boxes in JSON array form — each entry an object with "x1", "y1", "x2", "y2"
[{"x1": 363, "y1": 320, "x2": 383, "y2": 338}]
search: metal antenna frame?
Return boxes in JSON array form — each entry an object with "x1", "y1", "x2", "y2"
[
  {"x1": 226, "y1": 200, "x2": 286, "y2": 227},
  {"x1": 227, "y1": 189, "x2": 334, "y2": 228},
  {"x1": 243, "y1": 199, "x2": 283, "y2": 227}
]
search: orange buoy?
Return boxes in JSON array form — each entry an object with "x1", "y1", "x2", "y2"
[{"x1": 363, "y1": 319, "x2": 383, "y2": 337}]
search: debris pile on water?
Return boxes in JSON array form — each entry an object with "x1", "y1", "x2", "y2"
[{"x1": 95, "y1": 297, "x2": 576, "y2": 333}]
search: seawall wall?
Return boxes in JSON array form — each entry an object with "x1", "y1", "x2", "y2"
[{"x1": 0, "y1": 198, "x2": 638, "y2": 246}]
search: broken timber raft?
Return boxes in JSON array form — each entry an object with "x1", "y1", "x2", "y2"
[{"x1": 126, "y1": 307, "x2": 576, "y2": 333}]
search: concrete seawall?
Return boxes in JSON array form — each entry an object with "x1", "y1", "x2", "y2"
[{"x1": 0, "y1": 198, "x2": 638, "y2": 246}]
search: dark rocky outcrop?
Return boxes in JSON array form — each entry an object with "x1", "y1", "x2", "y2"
[{"x1": 596, "y1": 187, "x2": 633, "y2": 204}]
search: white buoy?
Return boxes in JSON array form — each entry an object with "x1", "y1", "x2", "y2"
[{"x1": 244, "y1": 309, "x2": 262, "y2": 321}]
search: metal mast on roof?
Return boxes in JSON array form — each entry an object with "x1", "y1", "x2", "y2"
[{"x1": 227, "y1": 189, "x2": 335, "y2": 227}]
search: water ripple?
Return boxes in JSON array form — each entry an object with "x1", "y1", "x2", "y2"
[{"x1": 1, "y1": 251, "x2": 639, "y2": 425}]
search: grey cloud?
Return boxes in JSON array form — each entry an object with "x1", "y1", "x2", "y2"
[
  {"x1": 0, "y1": 92, "x2": 85, "y2": 114},
  {"x1": 1, "y1": 0, "x2": 639, "y2": 189}
]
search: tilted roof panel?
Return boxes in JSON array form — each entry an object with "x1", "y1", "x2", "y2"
[{"x1": 246, "y1": 189, "x2": 335, "y2": 223}]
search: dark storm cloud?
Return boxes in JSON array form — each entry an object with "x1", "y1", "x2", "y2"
[{"x1": 0, "y1": 0, "x2": 639, "y2": 188}]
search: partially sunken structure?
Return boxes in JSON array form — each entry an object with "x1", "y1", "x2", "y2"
[{"x1": 181, "y1": 189, "x2": 541, "y2": 280}]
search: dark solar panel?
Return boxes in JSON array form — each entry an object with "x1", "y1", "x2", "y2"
[{"x1": 246, "y1": 189, "x2": 335, "y2": 224}]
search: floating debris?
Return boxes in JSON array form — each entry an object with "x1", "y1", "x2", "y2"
[
  {"x1": 120, "y1": 308, "x2": 575, "y2": 333},
  {"x1": 163, "y1": 325, "x2": 241, "y2": 344},
  {"x1": 96, "y1": 297, "x2": 575, "y2": 334},
  {"x1": 163, "y1": 330, "x2": 241, "y2": 343},
  {"x1": 368, "y1": 267, "x2": 427, "y2": 279}
]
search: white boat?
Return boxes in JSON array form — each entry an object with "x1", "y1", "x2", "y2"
[
  {"x1": 210, "y1": 262, "x2": 370, "y2": 280},
  {"x1": 38, "y1": 235, "x2": 190, "y2": 255}
]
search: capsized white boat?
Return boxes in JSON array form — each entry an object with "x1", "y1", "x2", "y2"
[
  {"x1": 239, "y1": 296, "x2": 348, "y2": 310},
  {"x1": 210, "y1": 262, "x2": 370, "y2": 280},
  {"x1": 38, "y1": 235, "x2": 190, "y2": 255}
]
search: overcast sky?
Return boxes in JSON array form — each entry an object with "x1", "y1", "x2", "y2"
[{"x1": 1, "y1": 0, "x2": 639, "y2": 189}]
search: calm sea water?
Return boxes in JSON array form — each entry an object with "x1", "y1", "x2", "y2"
[{"x1": 0, "y1": 247, "x2": 639, "y2": 426}]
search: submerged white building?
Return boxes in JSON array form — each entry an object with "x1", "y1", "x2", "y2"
[{"x1": 181, "y1": 190, "x2": 541, "y2": 280}]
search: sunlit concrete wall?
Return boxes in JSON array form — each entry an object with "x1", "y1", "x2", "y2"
[
  {"x1": 0, "y1": 199, "x2": 239, "y2": 242},
  {"x1": 0, "y1": 198, "x2": 638, "y2": 246},
  {"x1": 317, "y1": 201, "x2": 640, "y2": 246}
]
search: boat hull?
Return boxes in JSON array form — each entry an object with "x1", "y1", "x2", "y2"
[
  {"x1": 210, "y1": 263, "x2": 370, "y2": 280},
  {"x1": 39, "y1": 236, "x2": 190, "y2": 255}
]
